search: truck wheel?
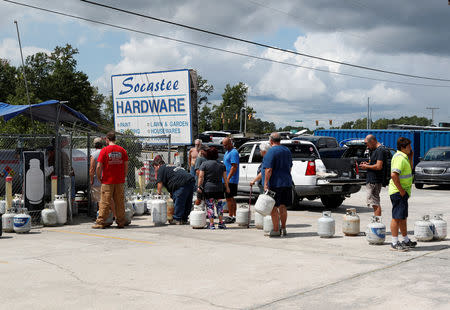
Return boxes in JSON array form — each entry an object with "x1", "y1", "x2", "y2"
[
  {"x1": 291, "y1": 187, "x2": 300, "y2": 209},
  {"x1": 415, "y1": 183, "x2": 424, "y2": 189},
  {"x1": 320, "y1": 195, "x2": 344, "y2": 209}
]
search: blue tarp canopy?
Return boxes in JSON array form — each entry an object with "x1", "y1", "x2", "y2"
[{"x1": 0, "y1": 100, "x2": 97, "y2": 127}]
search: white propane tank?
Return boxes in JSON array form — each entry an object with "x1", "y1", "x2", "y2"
[
  {"x1": 41, "y1": 203, "x2": 58, "y2": 227},
  {"x1": 255, "y1": 212, "x2": 264, "y2": 229},
  {"x1": 236, "y1": 205, "x2": 250, "y2": 227},
  {"x1": 317, "y1": 211, "x2": 335, "y2": 238},
  {"x1": 263, "y1": 215, "x2": 273, "y2": 235},
  {"x1": 365, "y1": 216, "x2": 386, "y2": 245},
  {"x1": 151, "y1": 195, "x2": 167, "y2": 226},
  {"x1": 0, "y1": 200, "x2": 6, "y2": 215},
  {"x1": 430, "y1": 214, "x2": 447, "y2": 241},
  {"x1": 414, "y1": 215, "x2": 435, "y2": 242},
  {"x1": 190, "y1": 206, "x2": 206, "y2": 229},
  {"x1": 255, "y1": 191, "x2": 275, "y2": 216},
  {"x1": 13, "y1": 209, "x2": 31, "y2": 233},
  {"x1": 125, "y1": 200, "x2": 134, "y2": 217},
  {"x1": 133, "y1": 196, "x2": 145, "y2": 216},
  {"x1": 2, "y1": 209, "x2": 16, "y2": 232},
  {"x1": 54, "y1": 195, "x2": 68, "y2": 225},
  {"x1": 342, "y1": 208, "x2": 360, "y2": 236},
  {"x1": 96, "y1": 210, "x2": 114, "y2": 226}
]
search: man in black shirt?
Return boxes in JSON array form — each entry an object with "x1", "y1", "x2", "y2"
[
  {"x1": 360, "y1": 135, "x2": 385, "y2": 216},
  {"x1": 152, "y1": 155, "x2": 195, "y2": 224}
]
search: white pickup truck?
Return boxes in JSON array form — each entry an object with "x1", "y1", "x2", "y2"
[{"x1": 237, "y1": 140, "x2": 364, "y2": 208}]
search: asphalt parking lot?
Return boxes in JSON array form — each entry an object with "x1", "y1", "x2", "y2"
[{"x1": 1, "y1": 185, "x2": 449, "y2": 310}]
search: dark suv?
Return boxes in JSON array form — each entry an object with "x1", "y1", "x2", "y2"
[{"x1": 414, "y1": 147, "x2": 450, "y2": 189}]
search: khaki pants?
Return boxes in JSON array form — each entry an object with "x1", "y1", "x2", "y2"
[
  {"x1": 91, "y1": 186, "x2": 101, "y2": 212},
  {"x1": 96, "y1": 183, "x2": 125, "y2": 226}
]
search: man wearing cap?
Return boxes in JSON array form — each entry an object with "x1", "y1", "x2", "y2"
[
  {"x1": 93, "y1": 131, "x2": 128, "y2": 229},
  {"x1": 89, "y1": 137, "x2": 105, "y2": 216}
]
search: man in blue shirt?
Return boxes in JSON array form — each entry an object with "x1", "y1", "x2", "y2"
[
  {"x1": 264, "y1": 132, "x2": 293, "y2": 237},
  {"x1": 222, "y1": 137, "x2": 239, "y2": 222}
]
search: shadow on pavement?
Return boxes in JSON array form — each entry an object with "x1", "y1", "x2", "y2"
[
  {"x1": 286, "y1": 223, "x2": 311, "y2": 228},
  {"x1": 411, "y1": 244, "x2": 450, "y2": 252},
  {"x1": 0, "y1": 236, "x2": 13, "y2": 239},
  {"x1": 283, "y1": 232, "x2": 319, "y2": 238}
]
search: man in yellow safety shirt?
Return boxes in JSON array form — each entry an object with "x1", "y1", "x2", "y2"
[{"x1": 388, "y1": 137, "x2": 417, "y2": 252}]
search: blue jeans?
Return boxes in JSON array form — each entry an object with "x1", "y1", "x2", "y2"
[{"x1": 172, "y1": 180, "x2": 195, "y2": 221}]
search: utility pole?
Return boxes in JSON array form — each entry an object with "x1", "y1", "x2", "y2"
[
  {"x1": 244, "y1": 97, "x2": 248, "y2": 136},
  {"x1": 14, "y1": 21, "x2": 31, "y2": 108},
  {"x1": 426, "y1": 107, "x2": 440, "y2": 126}
]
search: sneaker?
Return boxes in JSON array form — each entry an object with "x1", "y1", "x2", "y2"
[
  {"x1": 92, "y1": 224, "x2": 105, "y2": 229},
  {"x1": 208, "y1": 224, "x2": 215, "y2": 230},
  {"x1": 231, "y1": 216, "x2": 236, "y2": 223},
  {"x1": 281, "y1": 228, "x2": 287, "y2": 237},
  {"x1": 224, "y1": 216, "x2": 233, "y2": 224},
  {"x1": 269, "y1": 230, "x2": 281, "y2": 238},
  {"x1": 402, "y1": 240, "x2": 417, "y2": 248},
  {"x1": 218, "y1": 222, "x2": 227, "y2": 229},
  {"x1": 390, "y1": 242, "x2": 409, "y2": 252}
]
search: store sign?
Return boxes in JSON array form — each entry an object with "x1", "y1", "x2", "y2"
[{"x1": 111, "y1": 69, "x2": 192, "y2": 145}]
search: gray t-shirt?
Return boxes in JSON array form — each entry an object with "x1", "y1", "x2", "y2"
[
  {"x1": 91, "y1": 149, "x2": 101, "y2": 187},
  {"x1": 199, "y1": 160, "x2": 225, "y2": 193},
  {"x1": 194, "y1": 155, "x2": 207, "y2": 172}
]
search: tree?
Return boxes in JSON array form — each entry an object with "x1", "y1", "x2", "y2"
[
  {"x1": 196, "y1": 75, "x2": 214, "y2": 133},
  {"x1": 211, "y1": 82, "x2": 248, "y2": 131},
  {"x1": 0, "y1": 60, "x2": 17, "y2": 103}
]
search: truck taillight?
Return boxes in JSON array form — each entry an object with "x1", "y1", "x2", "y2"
[{"x1": 305, "y1": 160, "x2": 316, "y2": 176}]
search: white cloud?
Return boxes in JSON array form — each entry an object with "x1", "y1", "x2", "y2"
[
  {"x1": 335, "y1": 83, "x2": 411, "y2": 106},
  {"x1": 0, "y1": 38, "x2": 50, "y2": 65}
]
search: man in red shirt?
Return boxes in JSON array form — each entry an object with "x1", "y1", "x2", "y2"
[{"x1": 92, "y1": 131, "x2": 129, "y2": 229}]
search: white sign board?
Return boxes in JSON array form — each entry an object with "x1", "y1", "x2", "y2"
[{"x1": 111, "y1": 69, "x2": 192, "y2": 145}]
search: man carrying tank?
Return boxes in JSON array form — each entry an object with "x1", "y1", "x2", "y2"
[
  {"x1": 93, "y1": 131, "x2": 128, "y2": 229},
  {"x1": 263, "y1": 132, "x2": 292, "y2": 237},
  {"x1": 389, "y1": 137, "x2": 417, "y2": 251},
  {"x1": 360, "y1": 134, "x2": 385, "y2": 216},
  {"x1": 222, "y1": 137, "x2": 239, "y2": 223}
]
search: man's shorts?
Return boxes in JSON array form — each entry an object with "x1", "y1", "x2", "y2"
[
  {"x1": 366, "y1": 183, "x2": 382, "y2": 207},
  {"x1": 270, "y1": 187, "x2": 292, "y2": 207},
  {"x1": 225, "y1": 183, "x2": 238, "y2": 198},
  {"x1": 390, "y1": 192, "x2": 409, "y2": 220}
]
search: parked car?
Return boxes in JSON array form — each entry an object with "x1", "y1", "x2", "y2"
[
  {"x1": 292, "y1": 135, "x2": 346, "y2": 158},
  {"x1": 202, "y1": 131, "x2": 230, "y2": 144},
  {"x1": 197, "y1": 133, "x2": 212, "y2": 143},
  {"x1": 414, "y1": 147, "x2": 450, "y2": 189},
  {"x1": 237, "y1": 140, "x2": 364, "y2": 209}
]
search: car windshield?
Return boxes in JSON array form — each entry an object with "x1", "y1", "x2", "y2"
[
  {"x1": 284, "y1": 144, "x2": 319, "y2": 159},
  {"x1": 424, "y1": 149, "x2": 450, "y2": 161}
]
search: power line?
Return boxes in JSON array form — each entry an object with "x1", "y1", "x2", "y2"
[
  {"x1": 4, "y1": 0, "x2": 450, "y2": 89},
  {"x1": 80, "y1": 0, "x2": 450, "y2": 82}
]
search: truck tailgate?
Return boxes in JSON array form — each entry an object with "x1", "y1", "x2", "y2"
[{"x1": 318, "y1": 158, "x2": 364, "y2": 185}]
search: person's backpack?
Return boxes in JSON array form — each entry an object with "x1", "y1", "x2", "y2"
[{"x1": 381, "y1": 147, "x2": 392, "y2": 187}]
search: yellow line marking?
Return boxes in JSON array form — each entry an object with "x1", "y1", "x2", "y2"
[{"x1": 48, "y1": 229, "x2": 154, "y2": 245}]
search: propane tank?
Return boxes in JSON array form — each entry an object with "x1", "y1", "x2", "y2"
[
  {"x1": 133, "y1": 195, "x2": 145, "y2": 216},
  {"x1": 255, "y1": 191, "x2": 275, "y2": 216},
  {"x1": 150, "y1": 195, "x2": 167, "y2": 226},
  {"x1": 41, "y1": 203, "x2": 58, "y2": 227},
  {"x1": 263, "y1": 215, "x2": 273, "y2": 236},
  {"x1": 124, "y1": 206, "x2": 133, "y2": 226},
  {"x1": 25, "y1": 158, "x2": 44, "y2": 205},
  {"x1": 414, "y1": 215, "x2": 435, "y2": 242},
  {"x1": 125, "y1": 200, "x2": 134, "y2": 217},
  {"x1": 12, "y1": 194, "x2": 23, "y2": 210},
  {"x1": 0, "y1": 200, "x2": 6, "y2": 215},
  {"x1": 255, "y1": 211, "x2": 264, "y2": 229},
  {"x1": 365, "y1": 216, "x2": 386, "y2": 245},
  {"x1": 2, "y1": 208, "x2": 15, "y2": 232},
  {"x1": 317, "y1": 211, "x2": 335, "y2": 238},
  {"x1": 190, "y1": 206, "x2": 206, "y2": 229},
  {"x1": 236, "y1": 205, "x2": 250, "y2": 227},
  {"x1": 430, "y1": 214, "x2": 447, "y2": 241},
  {"x1": 96, "y1": 210, "x2": 114, "y2": 226},
  {"x1": 14, "y1": 208, "x2": 31, "y2": 233},
  {"x1": 54, "y1": 195, "x2": 68, "y2": 225},
  {"x1": 342, "y1": 208, "x2": 360, "y2": 236},
  {"x1": 167, "y1": 197, "x2": 174, "y2": 222}
]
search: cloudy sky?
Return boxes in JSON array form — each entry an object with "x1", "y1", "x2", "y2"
[{"x1": 1, "y1": 0, "x2": 450, "y2": 129}]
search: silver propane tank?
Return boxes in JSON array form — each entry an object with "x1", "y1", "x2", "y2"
[
  {"x1": 133, "y1": 195, "x2": 145, "y2": 216},
  {"x1": 414, "y1": 215, "x2": 435, "y2": 242},
  {"x1": 96, "y1": 210, "x2": 114, "y2": 226},
  {"x1": 41, "y1": 203, "x2": 58, "y2": 227},
  {"x1": 263, "y1": 215, "x2": 273, "y2": 236},
  {"x1": 124, "y1": 204, "x2": 133, "y2": 226},
  {"x1": 317, "y1": 211, "x2": 335, "y2": 238},
  {"x1": 342, "y1": 208, "x2": 360, "y2": 236},
  {"x1": 430, "y1": 214, "x2": 447, "y2": 241},
  {"x1": 254, "y1": 211, "x2": 264, "y2": 230},
  {"x1": 2, "y1": 208, "x2": 16, "y2": 233},
  {"x1": 255, "y1": 190, "x2": 275, "y2": 216},
  {"x1": 0, "y1": 200, "x2": 6, "y2": 215},
  {"x1": 365, "y1": 216, "x2": 386, "y2": 245},
  {"x1": 54, "y1": 195, "x2": 67, "y2": 225},
  {"x1": 236, "y1": 205, "x2": 250, "y2": 227},
  {"x1": 14, "y1": 208, "x2": 31, "y2": 233},
  {"x1": 190, "y1": 205, "x2": 206, "y2": 229}
]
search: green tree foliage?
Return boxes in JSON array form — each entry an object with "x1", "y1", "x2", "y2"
[
  {"x1": 196, "y1": 75, "x2": 214, "y2": 133},
  {"x1": 338, "y1": 116, "x2": 432, "y2": 129}
]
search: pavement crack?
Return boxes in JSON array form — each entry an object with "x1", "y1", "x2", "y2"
[
  {"x1": 249, "y1": 248, "x2": 445, "y2": 309},
  {"x1": 35, "y1": 258, "x2": 84, "y2": 284}
]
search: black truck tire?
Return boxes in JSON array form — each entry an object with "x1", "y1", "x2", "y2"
[
  {"x1": 415, "y1": 183, "x2": 424, "y2": 189},
  {"x1": 320, "y1": 195, "x2": 345, "y2": 209}
]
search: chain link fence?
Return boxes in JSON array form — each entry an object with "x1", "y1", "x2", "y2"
[{"x1": 0, "y1": 132, "x2": 173, "y2": 225}]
